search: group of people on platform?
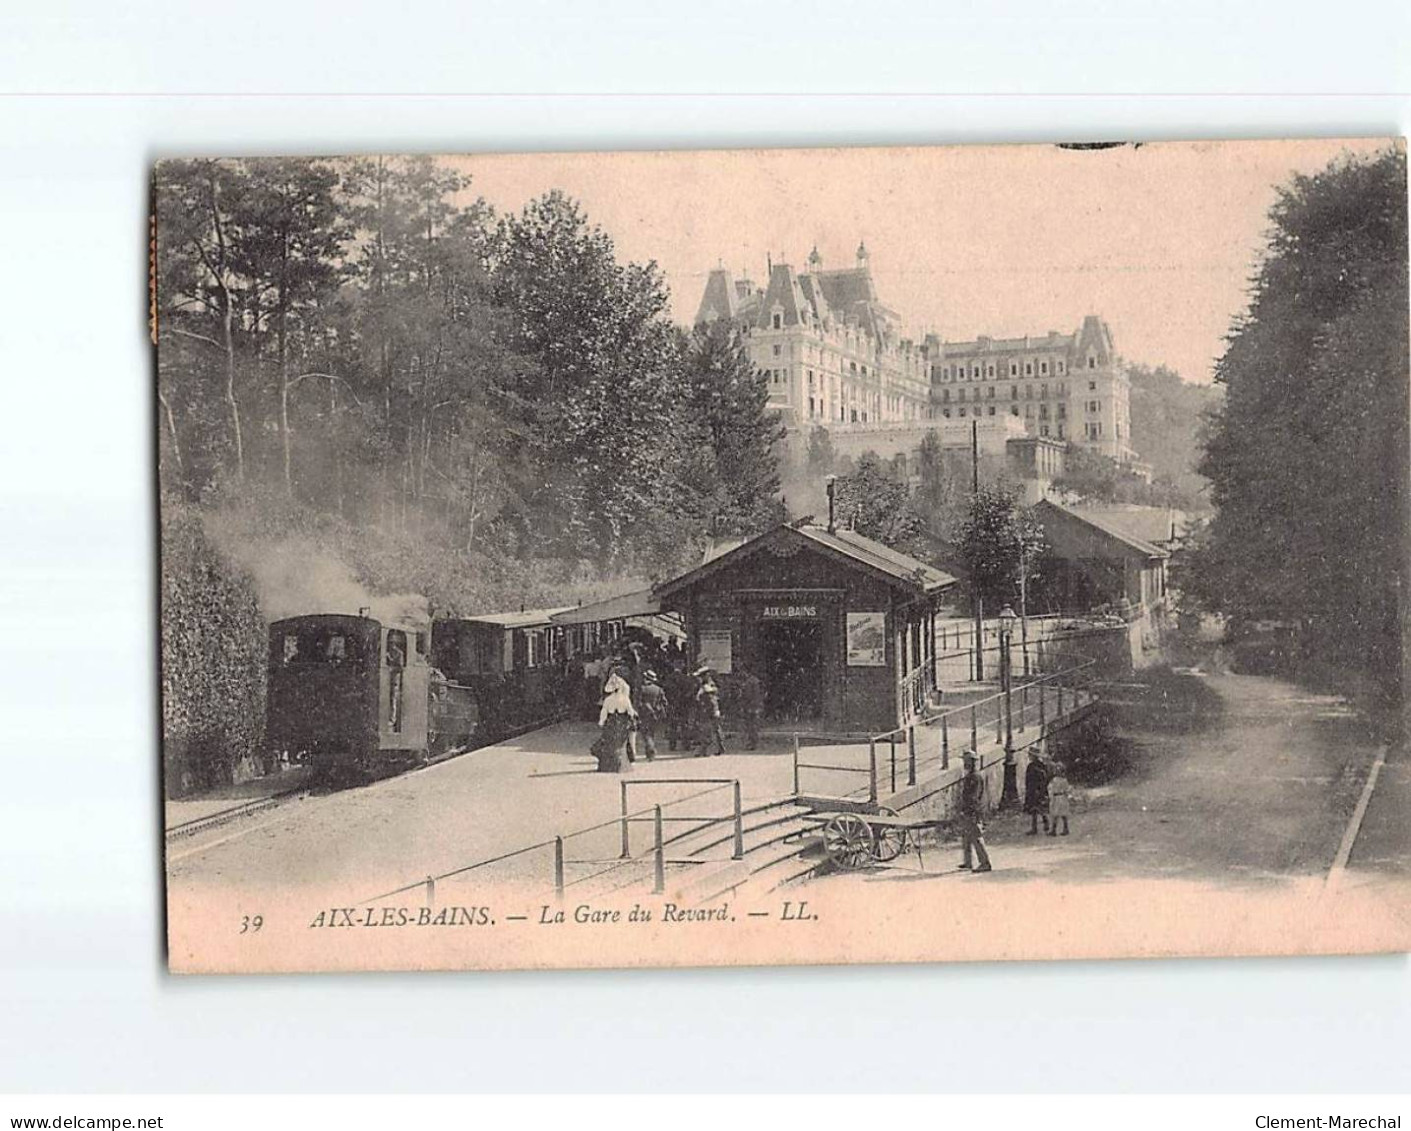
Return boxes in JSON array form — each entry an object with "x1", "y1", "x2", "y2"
[
  {"x1": 586, "y1": 638, "x2": 765, "y2": 774},
  {"x1": 955, "y1": 748, "x2": 1073, "y2": 873}
]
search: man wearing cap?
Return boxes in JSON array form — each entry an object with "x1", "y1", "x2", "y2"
[
  {"x1": 693, "y1": 666, "x2": 726, "y2": 757},
  {"x1": 635, "y1": 669, "x2": 667, "y2": 762},
  {"x1": 957, "y1": 750, "x2": 992, "y2": 873}
]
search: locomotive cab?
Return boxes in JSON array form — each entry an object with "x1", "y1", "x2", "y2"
[{"x1": 267, "y1": 614, "x2": 432, "y2": 775}]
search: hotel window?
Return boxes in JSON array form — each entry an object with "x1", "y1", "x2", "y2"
[
  {"x1": 1088, "y1": 356, "x2": 1096, "y2": 369},
  {"x1": 1089, "y1": 381, "x2": 1097, "y2": 391},
  {"x1": 942, "y1": 409, "x2": 951, "y2": 419},
  {"x1": 1010, "y1": 406, "x2": 1019, "y2": 416},
  {"x1": 987, "y1": 387, "x2": 995, "y2": 399},
  {"x1": 807, "y1": 369, "x2": 814, "y2": 385},
  {"x1": 987, "y1": 365, "x2": 995, "y2": 377},
  {"x1": 988, "y1": 406, "x2": 996, "y2": 416},
  {"x1": 1040, "y1": 384, "x2": 1047, "y2": 399},
  {"x1": 1040, "y1": 361, "x2": 1048, "y2": 375},
  {"x1": 1025, "y1": 362, "x2": 1033, "y2": 375},
  {"x1": 772, "y1": 312, "x2": 782, "y2": 329},
  {"x1": 1039, "y1": 403, "x2": 1049, "y2": 419},
  {"x1": 808, "y1": 397, "x2": 815, "y2": 416},
  {"x1": 1057, "y1": 361, "x2": 1065, "y2": 374},
  {"x1": 1025, "y1": 385, "x2": 1033, "y2": 400},
  {"x1": 1011, "y1": 385, "x2": 1018, "y2": 400},
  {"x1": 773, "y1": 344, "x2": 781, "y2": 357},
  {"x1": 1057, "y1": 404, "x2": 1066, "y2": 419},
  {"x1": 941, "y1": 390, "x2": 950, "y2": 403},
  {"x1": 1009, "y1": 362, "x2": 1018, "y2": 376}
]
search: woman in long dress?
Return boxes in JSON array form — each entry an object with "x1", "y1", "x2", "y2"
[{"x1": 592, "y1": 668, "x2": 637, "y2": 773}]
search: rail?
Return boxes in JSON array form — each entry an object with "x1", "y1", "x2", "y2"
[
  {"x1": 362, "y1": 776, "x2": 751, "y2": 906},
  {"x1": 793, "y1": 647, "x2": 1101, "y2": 805}
]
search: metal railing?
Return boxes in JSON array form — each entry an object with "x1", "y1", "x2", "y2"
[
  {"x1": 793, "y1": 647, "x2": 1101, "y2": 805},
  {"x1": 363, "y1": 776, "x2": 752, "y2": 906}
]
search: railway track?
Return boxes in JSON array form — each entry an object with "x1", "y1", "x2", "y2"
[{"x1": 165, "y1": 789, "x2": 307, "y2": 842}]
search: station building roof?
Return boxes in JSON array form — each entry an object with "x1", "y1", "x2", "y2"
[
  {"x1": 656, "y1": 521, "x2": 957, "y2": 601},
  {"x1": 550, "y1": 589, "x2": 664, "y2": 626},
  {"x1": 1033, "y1": 499, "x2": 1168, "y2": 560}
]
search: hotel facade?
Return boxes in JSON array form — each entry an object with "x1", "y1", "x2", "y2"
[{"x1": 694, "y1": 243, "x2": 1140, "y2": 466}]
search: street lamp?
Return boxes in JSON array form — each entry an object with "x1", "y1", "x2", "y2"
[{"x1": 998, "y1": 603, "x2": 1019, "y2": 808}]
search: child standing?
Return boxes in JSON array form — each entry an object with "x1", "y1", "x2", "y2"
[{"x1": 1047, "y1": 762, "x2": 1072, "y2": 836}]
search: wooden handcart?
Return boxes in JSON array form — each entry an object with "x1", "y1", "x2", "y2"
[{"x1": 804, "y1": 808, "x2": 951, "y2": 872}]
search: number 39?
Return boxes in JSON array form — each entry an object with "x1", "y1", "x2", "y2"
[{"x1": 239, "y1": 915, "x2": 264, "y2": 934}]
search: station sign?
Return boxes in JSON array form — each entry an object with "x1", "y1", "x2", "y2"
[{"x1": 761, "y1": 604, "x2": 819, "y2": 619}]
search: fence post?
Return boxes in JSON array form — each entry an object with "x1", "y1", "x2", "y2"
[
  {"x1": 732, "y1": 781, "x2": 744, "y2": 861},
  {"x1": 868, "y1": 739, "x2": 878, "y2": 803},
  {"x1": 889, "y1": 733, "x2": 897, "y2": 793},
  {"x1": 1020, "y1": 685, "x2": 1028, "y2": 732},
  {"x1": 907, "y1": 725, "x2": 917, "y2": 786},
  {"x1": 970, "y1": 704, "x2": 977, "y2": 751},
  {"x1": 941, "y1": 714, "x2": 950, "y2": 769},
  {"x1": 619, "y1": 780, "x2": 631, "y2": 859},
  {"x1": 1039, "y1": 683, "x2": 1047, "y2": 733},
  {"x1": 792, "y1": 734, "x2": 800, "y2": 797},
  {"x1": 553, "y1": 836, "x2": 564, "y2": 898},
  {"x1": 653, "y1": 805, "x2": 665, "y2": 895},
  {"x1": 424, "y1": 875, "x2": 435, "y2": 908}
]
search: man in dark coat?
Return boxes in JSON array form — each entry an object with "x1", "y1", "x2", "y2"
[
  {"x1": 1023, "y1": 750, "x2": 1051, "y2": 835},
  {"x1": 735, "y1": 668, "x2": 764, "y2": 750},
  {"x1": 665, "y1": 662, "x2": 693, "y2": 751},
  {"x1": 635, "y1": 669, "x2": 668, "y2": 762},
  {"x1": 957, "y1": 750, "x2": 992, "y2": 872}
]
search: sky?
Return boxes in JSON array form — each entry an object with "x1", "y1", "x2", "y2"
[{"x1": 448, "y1": 138, "x2": 1392, "y2": 386}]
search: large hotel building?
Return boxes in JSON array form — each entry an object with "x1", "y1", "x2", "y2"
[{"x1": 694, "y1": 243, "x2": 1141, "y2": 467}]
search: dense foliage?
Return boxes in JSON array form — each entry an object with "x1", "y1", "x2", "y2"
[
  {"x1": 155, "y1": 157, "x2": 785, "y2": 788},
  {"x1": 1126, "y1": 363, "x2": 1222, "y2": 509},
  {"x1": 957, "y1": 485, "x2": 1048, "y2": 615},
  {"x1": 1189, "y1": 147, "x2": 1408, "y2": 700}
]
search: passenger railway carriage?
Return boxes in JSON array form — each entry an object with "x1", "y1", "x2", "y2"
[{"x1": 266, "y1": 613, "x2": 477, "y2": 775}]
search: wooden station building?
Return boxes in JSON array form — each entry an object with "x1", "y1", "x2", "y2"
[{"x1": 653, "y1": 520, "x2": 958, "y2": 734}]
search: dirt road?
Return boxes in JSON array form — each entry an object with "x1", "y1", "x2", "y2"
[{"x1": 935, "y1": 666, "x2": 1387, "y2": 886}]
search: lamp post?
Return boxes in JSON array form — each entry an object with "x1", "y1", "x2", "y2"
[{"x1": 998, "y1": 603, "x2": 1020, "y2": 809}]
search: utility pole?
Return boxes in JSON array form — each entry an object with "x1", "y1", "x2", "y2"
[{"x1": 971, "y1": 420, "x2": 984, "y2": 681}]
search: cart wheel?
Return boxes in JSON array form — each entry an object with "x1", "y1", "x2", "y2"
[
  {"x1": 872, "y1": 806, "x2": 908, "y2": 863},
  {"x1": 823, "y1": 813, "x2": 873, "y2": 870}
]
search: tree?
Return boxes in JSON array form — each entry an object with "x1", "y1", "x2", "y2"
[
  {"x1": 1190, "y1": 146, "x2": 1408, "y2": 697},
  {"x1": 958, "y1": 486, "x2": 1047, "y2": 614},
  {"x1": 833, "y1": 451, "x2": 927, "y2": 554},
  {"x1": 805, "y1": 424, "x2": 836, "y2": 478},
  {"x1": 493, "y1": 192, "x2": 686, "y2": 563},
  {"x1": 678, "y1": 320, "x2": 787, "y2": 536}
]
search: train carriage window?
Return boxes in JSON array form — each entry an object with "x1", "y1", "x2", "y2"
[
  {"x1": 414, "y1": 631, "x2": 428, "y2": 659},
  {"x1": 325, "y1": 635, "x2": 346, "y2": 662},
  {"x1": 282, "y1": 634, "x2": 300, "y2": 664}
]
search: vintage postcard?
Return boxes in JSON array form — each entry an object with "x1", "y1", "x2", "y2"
[{"x1": 156, "y1": 139, "x2": 1411, "y2": 973}]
